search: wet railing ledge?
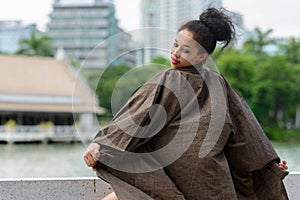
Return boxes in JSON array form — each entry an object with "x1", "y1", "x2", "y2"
[{"x1": 0, "y1": 173, "x2": 299, "y2": 200}]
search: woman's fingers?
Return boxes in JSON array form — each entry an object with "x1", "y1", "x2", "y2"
[
  {"x1": 84, "y1": 151, "x2": 96, "y2": 167},
  {"x1": 83, "y1": 151, "x2": 91, "y2": 166},
  {"x1": 278, "y1": 160, "x2": 288, "y2": 170},
  {"x1": 87, "y1": 143, "x2": 100, "y2": 161},
  {"x1": 282, "y1": 160, "x2": 287, "y2": 165},
  {"x1": 83, "y1": 143, "x2": 101, "y2": 167}
]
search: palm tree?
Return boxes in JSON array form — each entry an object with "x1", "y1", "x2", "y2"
[
  {"x1": 243, "y1": 27, "x2": 275, "y2": 55},
  {"x1": 16, "y1": 30, "x2": 54, "y2": 57},
  {"x1": 278, "y1": 37, "x2": 300, "y2": 128},
  {"x1": 291, "y1": 65, "x2": 300, "y2": 129},
  {"x1": 281, "y1": 37, "x2": 300, "y2": 64}
]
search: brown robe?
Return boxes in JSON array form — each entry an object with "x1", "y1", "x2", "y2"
[{"x1": 92, "y1": 66, "x2": 289, "y2": 200}]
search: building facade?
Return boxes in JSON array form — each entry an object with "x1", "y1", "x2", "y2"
[
  {"x1": 140, "y1": 0, "x2": 222, "y2": 62},
  {"x1": 140, "y1": 0, "x2": 246, "y2": 62},
  {"x1": 47, "y1": 0, "x2": 137, "y2": 69},
  {"x1": 0, "y1": 21, "x2": 37, "y2": 54},
  {"x1": 0, "y1": 54, "x2": 104, "y2": 132}
]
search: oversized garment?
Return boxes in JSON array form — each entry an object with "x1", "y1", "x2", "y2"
[{"x1": 92, "y1": 66, "x2": 288, "y2": 200}]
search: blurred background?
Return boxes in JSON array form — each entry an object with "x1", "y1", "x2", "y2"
[{"x1": 0, "y1": 0, "x2": 299, "y2": 179}]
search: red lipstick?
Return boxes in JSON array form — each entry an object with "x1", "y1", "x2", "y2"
[{"x1": 171, "y1": 57, "x2": 179, "y2": 65}]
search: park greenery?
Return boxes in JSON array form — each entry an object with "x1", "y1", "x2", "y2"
[
  {"x1": 12, "y1": 28, "x2": 300, "y2": 141},
  {"x1": 16, "y1": 30, "x2": 54, "y2": 57},
  {"x1": 83, "y1": 27, "x2": 300, "y2": 141}
]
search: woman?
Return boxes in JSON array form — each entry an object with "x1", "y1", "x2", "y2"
[{"x1": 84, "y1": 7, "x2": 288, "y2": 200}]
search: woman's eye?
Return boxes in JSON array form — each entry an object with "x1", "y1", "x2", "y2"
[
  {"x1": 183, "y1": 50, "x2": 190, "y2": 53},
  {"x1": 173, "y1": 43, "x2": 178, "y2": 47}
]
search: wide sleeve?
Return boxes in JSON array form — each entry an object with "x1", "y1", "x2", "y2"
[
  {"x1": 222, "y1": 76, "x2": 289, "y2": 199},
  {"x1": 92, "y1": 69, "x2": 181, "y2": 152},
  {"x1": 92, "y1": 69, "x2": 187, "y2": 199}
]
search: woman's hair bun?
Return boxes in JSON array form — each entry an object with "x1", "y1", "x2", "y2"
[{"x1": 199, "y1": 7, "x2": 235, "y2": 45}]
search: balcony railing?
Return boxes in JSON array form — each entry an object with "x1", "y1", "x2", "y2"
[{"x1": 0, "y1": 125, "x2": 100, "y2": 144}]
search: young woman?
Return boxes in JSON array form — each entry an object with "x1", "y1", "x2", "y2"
[{"x1": 84, "y1": 7, "x2": 288, "y2": 200}]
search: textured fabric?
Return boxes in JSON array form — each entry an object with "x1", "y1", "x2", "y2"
[{"x1": 92, "y1": 66, "x2": 288, "y2": 200}]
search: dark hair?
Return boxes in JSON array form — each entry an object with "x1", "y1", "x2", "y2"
[{"x1": 178, "y1": 7, "x2": 235, "y2": 54}]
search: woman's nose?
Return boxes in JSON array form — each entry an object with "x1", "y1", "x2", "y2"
[{"x1": 173, "y1": 48, "x2": 180, "y2": 57}]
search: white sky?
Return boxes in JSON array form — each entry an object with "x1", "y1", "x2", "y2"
[{"x1": 0, "y1": 0, "x2": 299, "y2": 38}]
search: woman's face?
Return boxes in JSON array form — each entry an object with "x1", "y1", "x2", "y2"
[{"x1": 170, "y1": 29, "x2": 207, "y2": 68}]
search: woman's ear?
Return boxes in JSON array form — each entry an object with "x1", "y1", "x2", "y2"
[{"x1": 196, "y1": 53, "x2": 209, "y2": 63}]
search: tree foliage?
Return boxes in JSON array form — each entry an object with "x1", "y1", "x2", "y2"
[
  {"x1": 251, "y1": 56, "x2": 295, "y2": 126},
  {"x1": 280, "y1": 37, "x2": 300, "y2": 64},
  {"x1": 83, "y1": 58, "x2": 169, "y2": 117},
  {"x1": 214, "y1": 30, "x2": 300, "y2": 140},
  {"x1": 93, "y1": 64, "x2": 131, "y2": 114},
  {"x1": 243, "y1": 27, "x2": 275, "y2": 55},
  {"x1": 81, "y1": 27, "x2": 300, "y2": 140},
  {"x1": 16, "y1": 30, "x2": 54, "y2": 57},
  {"x1": 216, "y1": 49, "x2": 256, "y2": 101}
]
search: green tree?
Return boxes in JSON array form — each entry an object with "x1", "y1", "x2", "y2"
[
  {"x1": 16, "y1": 30, "x2": 54, "y2": 57},
  {"x1": 95, "y1": 62, "x2": 168, "y2": 115},
  {"x1": 86, "y1": 57, "x2": 169, "y2": 117},
  {"x1": 291, "y1": 64, "x2": 300, "y2": 128},
  {"x1": 216, "y1": 49, "x2": 257, "y2": 101},
  {"x1": 69, "y1": 59, "x2": 81, "y2": 69},
  {"x1": 151, "y1": 56, "x2": 171, "y2": 67},
  {"x1": 280, "y1": 37, "x2": 300, "y2": 64},
  {"x1": 252, "y1": 56, "x2": 295, "y2": 127},
  {"x1": 278, "y1": 37, "x2": 300, "y2": 128},
  {"x1": 95, "y1": 64, "x2": 131, "y2": 115},
  {"x1": 243, "y1": 27, "x2": 275, "y2": 55}
]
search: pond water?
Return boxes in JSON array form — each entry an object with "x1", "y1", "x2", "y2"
[{"x1": 0, "y1": 141, "x2": 299, "y2": 179}]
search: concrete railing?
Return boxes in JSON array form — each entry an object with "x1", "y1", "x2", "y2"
[
  {"x1": 0, "y1": 173, "x2": 299, "y2": 200},
  {"x1": 0, "y1": 177, "x2": 113, "y2": 200},
  {"x1": 284, "y1": 172, "x2": 300, "y2": 199}
]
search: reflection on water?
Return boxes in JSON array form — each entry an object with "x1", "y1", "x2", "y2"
[
  {"x1": 0, "y1": 143, "x2": 95, "y2": 179},
  {"x1": 272, "y1": 141, "x2": 300, "y2": 172},
  {"x1": 0, "y1": 142, "x2": 299, "y2": 179}
]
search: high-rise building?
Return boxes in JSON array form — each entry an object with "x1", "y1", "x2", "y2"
[
  {"x1": 0, "y1": 21, "x2": 37, "y2": 54},
  {"x1": 227, "y1": 11, "x2": 248, "y2": 49},
  {"x1": 47, "y1": 0, "x2": 136, "y2": 69},
  {"x1": 140, "y1": 0, "x2": 222, "y2": 62},
  {"x1": 140, "y1": 0, "x2": 251, "y2": 62}
]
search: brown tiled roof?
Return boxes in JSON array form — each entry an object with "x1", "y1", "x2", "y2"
[
  {"x1": 0, "y1": 54, "x2": 81, "y2": 95},
  {"x1": 0, "y1": 54, "x2": 104, "y2": 114}
]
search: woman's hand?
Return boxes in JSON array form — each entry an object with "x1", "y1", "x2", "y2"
[
  {"x1": 83, "y1": 143, "x2": 100, "y2": 169},
  {"x1": 278, "y1": 160, "x2": 288, "y2": 170}
]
